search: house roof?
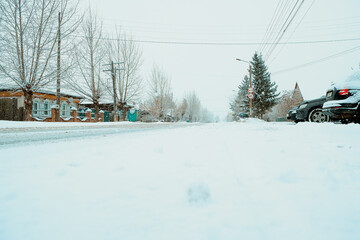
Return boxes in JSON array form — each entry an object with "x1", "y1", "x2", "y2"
[{"x1": 0, "y1": 88, "x2": 84, "y2": 99}]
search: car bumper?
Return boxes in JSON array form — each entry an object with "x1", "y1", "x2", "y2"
[
  {"x1": 295, "y1": 108, "x2": 307, "y2": 121},
  {"x1": 286, "y1": 111, "x2": 297, "y2": 121},
  {"x1": 323, "y1": 107, "x2": 358, "y2": 121},
  {"x1": 286, "y1": 114, "x2": 294, "y2": 120}
]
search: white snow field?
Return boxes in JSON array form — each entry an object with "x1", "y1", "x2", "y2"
[{"x1": 0, "y1": 120, "x2": 360, "y2": 240}]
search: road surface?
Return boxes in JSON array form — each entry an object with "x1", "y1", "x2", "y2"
[{"x1": 0, "y1": 122, "x2": 194, "y2": 148}]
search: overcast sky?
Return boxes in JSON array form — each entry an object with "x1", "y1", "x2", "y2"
[{"x1": 82, "y1": 0, "x2": 360, "y2": 119}]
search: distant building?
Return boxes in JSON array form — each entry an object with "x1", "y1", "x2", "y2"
[
  {"x1": 292, "y1": 82, "x2": 304, "y2": 106},
  {"x1": 264, "y1": 82, "x2": 304, "y2": 122}
]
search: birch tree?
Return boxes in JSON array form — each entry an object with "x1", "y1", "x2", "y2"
[
  {"x1": 146, "y1": 65, "x2": 173, "y2": 120},
  {"x1": 0, "y1": 0, "x2": 60, "y2": 120},
  {"x1": 54, "y1": 0, "x2": 82, "y2": 121},
  {"x1": 185, "y1": 91, "x2": 201, "y2": 122},
  {"x1": 175, "y1": 98, "x2": 188, "y2": 121},
  {"x1": 69, "y1": 8, "x2": 104, "y2": 121},
  {"x1": 106, "y1": 29, "x2": 143, "y2": 120}
]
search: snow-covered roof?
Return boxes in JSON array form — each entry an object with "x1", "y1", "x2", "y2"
[
  {"x1": 0, "y1": 88, "x2": 84, "y2": 99},
  {"x1": 80, "y1": 98, "x2": 139, "y2": 109},
  {"x1": 80, "y1": 99, "x2": 114, "y2": 105}
]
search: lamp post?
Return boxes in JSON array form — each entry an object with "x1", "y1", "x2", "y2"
[{"x1": 236, "y1": 58, "x2": 253, "y2": 117}]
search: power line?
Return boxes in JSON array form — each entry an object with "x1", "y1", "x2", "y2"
[
  {"x1": 96, "y1": 12, "x2": 360, "y2": 45},
  {"x1": 272, "y1": 45, "x2": 360, "y2": 75},
  {"x1": 260, "y1": 0, "x2": 294, "y2": 54},
  {"x1": 259, "y1": 0, "x2": 285, "y2": 53},
  {"x1": 72, "y1": 34, "x2": 360, "y2": 46},
  {"x1": 269, "y1": 0, "x2": 316, "y2": 65},
  {"x1": 100, "y1": 16, "x2": 360, "y2": 37},
  {"x1": 265, "y1": 0, "x2": 305, "y2": 60}
]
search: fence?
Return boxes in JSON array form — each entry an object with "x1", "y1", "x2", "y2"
[{"x1": 0, "y1": 98, "x2": 24, "y2": 121}]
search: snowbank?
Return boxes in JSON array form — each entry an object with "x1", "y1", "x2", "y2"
[{"x1": 0, "y1": 121, "x2": 360, "y2": 240}]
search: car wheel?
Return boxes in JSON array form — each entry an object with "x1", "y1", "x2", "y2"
[{"x1": 308, "y1": 108, "x2": 329, "y2": 123}]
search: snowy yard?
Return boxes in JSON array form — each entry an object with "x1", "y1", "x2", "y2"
[{"x1": 0, "y1": 120, "x2": 360, "y2": 240}]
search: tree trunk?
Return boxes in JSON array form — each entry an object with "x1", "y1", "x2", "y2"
[
  {"x1": 23, "y1": 90, "x2": 33, "y2": 121},
  {"x1": 121, "y1": 106, "x2": 128, "y2": 121},
  {"x1": 56, "y1": 12, "x2": 61, "y2": 122},
  {"x1": 94, "y1": 100, "x2": 99, "y2": 122},
  {"x1": 118, "y1": 102, "x2": 125, "y2": 121}
]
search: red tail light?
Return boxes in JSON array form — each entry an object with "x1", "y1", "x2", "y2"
[{"x1": 339, "y1": 89, "x2": 349, "y2": 95}]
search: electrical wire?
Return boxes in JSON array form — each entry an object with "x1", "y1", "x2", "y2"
[
  {"x1": 261, "y1": 0, "x2": 294, "y2": 54},
  {"x1": 96, "y1": 12, "x2": 360, "y2": 45},
  {"x1": 269, "y1": 0, "x2": 316, "y2": 65},
  {"x1": 272, "y1": 45, "x2": 360, "y2": 75},
  {"x1": 72, "y1": 34, "x2": 360, "y2": 46},
  {"x1": 265, "y1": 0, "x2": 305, "y2": 60},
  {"x1": 264, "y1": 0, "x2": 298, "y2": 55},
  {"x1": 259, "y1": 0, "x2": 285, "y2": 53}
]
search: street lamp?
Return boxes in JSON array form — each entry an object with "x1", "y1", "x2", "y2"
[{"x1": 236, "y1": 58, "x2": 253, "y2": 117}]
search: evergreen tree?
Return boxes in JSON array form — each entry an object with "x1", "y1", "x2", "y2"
[
  {"x1": 230, "y1": 75, "x2": 250, "y2": 116},
  {"x1": 251, "y1": 53, "x2": 280, "y2": 118}
]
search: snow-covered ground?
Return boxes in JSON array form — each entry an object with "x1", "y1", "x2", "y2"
[
  {"x1": 0, "y1": 120, "x2": 360, "y2": 240},
  {"x1": 0, "y1": 121, "x2": 193, "y2": 147}
]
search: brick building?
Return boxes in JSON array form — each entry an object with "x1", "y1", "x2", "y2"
[{"x1": 0, "y1": 89, "x2": 100, "y2": 122}]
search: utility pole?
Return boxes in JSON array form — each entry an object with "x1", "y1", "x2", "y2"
[
  {"x1": 103, "y1": 61, "x2": 124, "y2": 121},
  {"x1": 111, "y1": 61, "x2": 117, "y2": 121},
  {"x1": 248, "y1": 64, "x2": 253, "y2": 118},
  {"x1": 56, "y1": 11, "x2": 61, "y2": 121}
]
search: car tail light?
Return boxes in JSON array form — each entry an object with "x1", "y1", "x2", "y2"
[{"x1": 339, "y1": 89, "x2": 349, "y2": 95}]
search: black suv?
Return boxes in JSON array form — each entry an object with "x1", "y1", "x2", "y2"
[
  {"x1": 287, "y1": 97, "x2": 329, "y2": 123},
  {"x1": 323, "y1": 71, "x2": 360, "y2": 123}
]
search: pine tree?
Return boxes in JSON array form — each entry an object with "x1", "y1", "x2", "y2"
[
  {"x1": 230, "y1": 75, "x2": 250, "y2": 116},
  {"x1": 251, "y1": 53, "x2": 280, "y2": 118}
]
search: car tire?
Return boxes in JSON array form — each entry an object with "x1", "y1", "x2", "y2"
[{"x1": 308, "y1": 108, "x2": 329, "y2": 123}]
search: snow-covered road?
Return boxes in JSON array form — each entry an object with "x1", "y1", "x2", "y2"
[
  {"x1": 0, "y1": 120, "x2": 360, "y2": 240},
  {"x1": 0, "y1": 122, "x2": 192, "y2": 147}
]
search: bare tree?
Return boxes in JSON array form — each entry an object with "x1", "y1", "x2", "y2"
[
  {"x1": 69, "y1": 8, "x2": 104, "y2": 122},
  {"x1": 184, "y1": 91, "x2": 201, "y2": 122},
  {"x1": 272, "y1": 90, "x2": 294, "y2": 119},
  {"x1": 54, "y1": 0, "x2": 82, "y2": 121},
  {"x1": 0, "y1": 0, "x2": 60, "y2": 120},
  {"x1": 175, "y1": 98, "x2": 188, "y2": 121},
  {"x1": 146, "y1": 65, "x2": 173, "y2": 120},
  {"x1": 267, "y1": 83, "x2": 304, "y2": 121},
  {"x1": 106, "y1": 29, "x2": 143, "y2": 120}
]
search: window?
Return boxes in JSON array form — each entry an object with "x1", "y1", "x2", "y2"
[
  {"x1": 41, "y1": 100, "x2": 50, "y2": 116},
  {"x1": 61, "y1": 102, "x2": 70, "y2": 117},
  {"x1": 32, "y1": 99, "x2": 40, "y2": 116}
]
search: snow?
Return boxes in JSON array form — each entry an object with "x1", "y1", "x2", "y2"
[
  {"x1": 323, "y1": 91, "x2": 360, "y2": 108},
  {"x1": 0, "y1": 120, "x2": 139, "y2": 129},
  {"x1": 328, "y1": 71, "x2": 360, "y2": 91},
  {"x1": 1, "y1": 120, "x2": 360, "y2": 240}
]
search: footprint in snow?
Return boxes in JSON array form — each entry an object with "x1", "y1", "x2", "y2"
[{"x1": 187, "y1": 183, "x2": 211, "y2": 205}]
